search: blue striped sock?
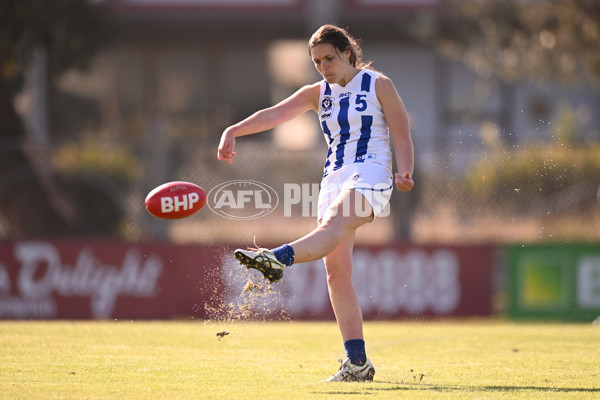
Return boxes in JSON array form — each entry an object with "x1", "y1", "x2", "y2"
[{"x1": 271, "y1": 244, "x2": 295, "y2": 266}]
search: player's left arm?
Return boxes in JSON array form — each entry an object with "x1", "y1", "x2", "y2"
[{"x1": 376, "y1": 75, "x2": 415, "y2": 192}]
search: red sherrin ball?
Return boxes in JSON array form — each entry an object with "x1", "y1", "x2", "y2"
[{"x1": 145, "y1": 181, "x2": 206, "y2": 219}]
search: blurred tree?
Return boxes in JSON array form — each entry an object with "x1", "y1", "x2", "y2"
[
  {"x1": 431, "y1": 0, "x2": 600, "y2": 85},
  {"x1": 0, "y1": 0, "x2": 113, "y2": 237}
]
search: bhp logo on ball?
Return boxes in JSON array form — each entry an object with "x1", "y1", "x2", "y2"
[
  {"x1": 161, "y1": 192, "x2": 200, "y2": 213},
  {"x1": 207, "y1": 180, "x2": 279, "y2": 220}
]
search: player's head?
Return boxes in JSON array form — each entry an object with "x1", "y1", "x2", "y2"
[{"x1": 308, "y1": 25, "x2": 367, "y2": 69}]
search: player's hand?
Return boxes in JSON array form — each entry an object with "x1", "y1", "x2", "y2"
[
  {"x1": 395, "y1": 171, "x2": 414, "y2": 192},
  {"x1": 217, "y1": 130, "x2": 236, "y2": 164}
]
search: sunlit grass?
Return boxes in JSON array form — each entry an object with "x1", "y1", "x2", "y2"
[{"x1": 1, "y1": 320, "x2": 599, "y2": 399}]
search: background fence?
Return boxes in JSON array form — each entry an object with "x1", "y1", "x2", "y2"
[{"x1": 2, "y1": 132, "x2": 598, "y2": 245}]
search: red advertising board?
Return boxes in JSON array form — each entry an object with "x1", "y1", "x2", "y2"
[
  {"x1": 0, "y1": 241, "x2": 493, "y2": 319},
  {"x1": 0, "y1": 240, "x2": 225, "y2": 319},
  {"x1": 223, "y1": 244, "x2": 495, "y2": 319}
]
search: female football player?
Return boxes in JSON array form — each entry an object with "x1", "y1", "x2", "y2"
[{"x1": 217, "y1": 24, "x2": 414, "y2": 382}]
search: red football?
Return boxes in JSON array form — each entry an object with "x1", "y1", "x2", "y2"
[{"x1": 145, "y1": 181, "x2": 206, "y2": 219}]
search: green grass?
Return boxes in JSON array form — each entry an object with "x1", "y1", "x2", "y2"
[{"x1": 1, "y1": 320, "x2": 599, "y2": 399}]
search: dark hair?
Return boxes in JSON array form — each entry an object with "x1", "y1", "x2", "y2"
[{"x1": 308, "y1": 24, "x2": 371, "y2": 69}]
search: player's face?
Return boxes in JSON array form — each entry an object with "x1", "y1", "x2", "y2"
[{"x1": 311, "y1": 43, "x2": 351, "y2": 84}]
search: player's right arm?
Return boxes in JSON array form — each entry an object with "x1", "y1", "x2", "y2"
[{"x1": 217, "y1": 83, "x2": 320, "y2": 163}]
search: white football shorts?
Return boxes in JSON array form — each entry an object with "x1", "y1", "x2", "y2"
[{"x1": 317, "y1": 163, "x2": 394, "y2": 222}]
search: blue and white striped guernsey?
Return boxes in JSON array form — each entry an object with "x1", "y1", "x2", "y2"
[{"x1": 318, "y1": 69, "x2": 393, "y2": 178}]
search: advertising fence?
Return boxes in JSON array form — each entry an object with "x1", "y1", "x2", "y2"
[
  {"x1": 0, "y1": 240, "x2": 494, "y2": 320},
  {"x1": 507, "y1": 244, "x2": 600, "y2": 321}
]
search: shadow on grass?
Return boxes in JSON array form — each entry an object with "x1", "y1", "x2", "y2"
[{"x1": 313, "y1": 381, "x2": 600, "y2": 396}]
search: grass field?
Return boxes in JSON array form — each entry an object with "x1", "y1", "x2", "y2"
[{"x1": 1, "y1": 320, "x2": 599, "y2": 399}]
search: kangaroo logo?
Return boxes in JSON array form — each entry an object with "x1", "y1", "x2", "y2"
[
  {"x1": 321, "y1": 96, "x2": 334, "y2": 120},
  {"x1": 321, "y1": 96, "x2": 334, "y2": 111}
]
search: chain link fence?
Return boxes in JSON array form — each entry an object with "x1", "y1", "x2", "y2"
[{"x1": 2, "y1": 128, "x2": 598, "y2": 245}]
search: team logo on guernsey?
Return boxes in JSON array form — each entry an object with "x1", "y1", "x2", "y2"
[{"x1": 321, "y1": 96, "x2": 334, "y2": 120}]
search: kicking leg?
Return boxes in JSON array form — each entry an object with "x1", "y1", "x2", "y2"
[
  {"x1": 290, "y1": 189, "x2": 373, "y2": 263},
  {"x1": 234, "y1": 189, "x2": 373, "y2": 283}
]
